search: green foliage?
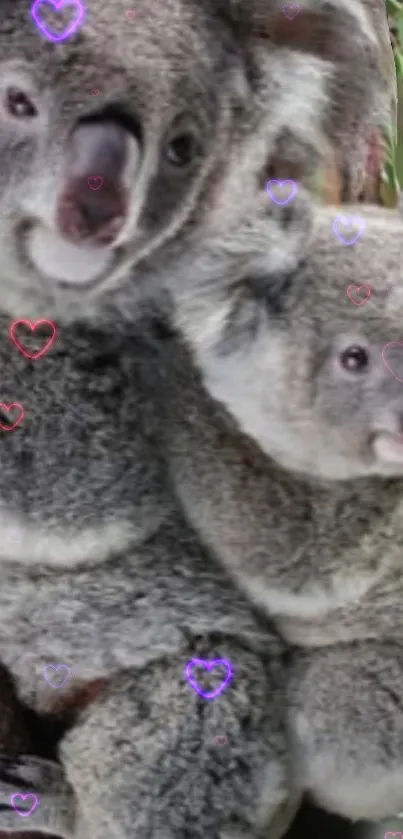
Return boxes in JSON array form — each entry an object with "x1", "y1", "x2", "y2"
[
  {"x1": 389, "y1": 0, "x2": 403, "y2": 192},
  {"x1": 387, "y1": 0, "x2": 403, "y2": 18}
]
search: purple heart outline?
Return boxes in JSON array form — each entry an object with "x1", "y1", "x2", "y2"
[
  {"x1": 30, "y1": 0, "x2": 85, "y2": 43},
  {"x1": 10, "y1": 793, "x2": 39, "y2": 817},
  {"x1": 185, "y1": 658, "x2": 233, "y2": 700},
  {"x1": 265, "y1": 179, "x2": 297, "y2": 207},
  {"x1": 43, "y1": 663, "x2": 72, "y2": 688},
  {"x1": 332, "y1": 214, "x2": 366, "y2": 246},
  {"x1": 282, "y1": 3, "x2": 300, "y2": 20}
]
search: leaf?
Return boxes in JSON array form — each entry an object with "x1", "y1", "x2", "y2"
[
  {"x1": 387, "y1": 0, "x2": 403, "y2": 17},
  {"x1": 381, "y1": 121, "x2": 397, "y2": 158},
  {"x1": 380, "y1": 160, "x2": 400, "y2": 207},
  {"x1": 394, "y1": 50, "x2": 403, "y2": 78}
]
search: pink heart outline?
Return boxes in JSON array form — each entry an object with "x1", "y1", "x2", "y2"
[
  {"x1": 213, "y1": 734, "x2": 228, "y2": 745},
  {"x1": 346, "y1": 285, "x2": 371, "y2": 306},
  {"x1": 87, "y1": 176, "x2": 104, "y2": 191},
  {"x1": 9, "y1": 319, "x2": 57, "y2": 360},
  {"x1": 10, "y1": 793, "x2": 39, "y2": 817},
  {"x1": 0, "y1": 403, "x2": 24, "y2": 432}
]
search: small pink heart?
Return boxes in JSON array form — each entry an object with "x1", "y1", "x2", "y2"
[
  {"x1": 346, "y1": 285, "x2": 371, "y2": 306},
  {"x1": 0, "y1": 403, "x2": 24, "y2": 432},
  {"x1": 282, "y1": 3, "x2": 300, "y2": 20},
  {"x1": 10, "y1": 793, "x2": 39, "y2": 817},
  {"x1": 213, "y1": 735, "x2": 227, "y2": 745},
  {"x1": 125, "y1": 9, "x2": 136, "y2": 20},
  {"x1": 87, "y1": 176, "x2": 104, "y2": 191},
  {"x1": 382, "y1": 342, "x2": 403, "y2": 385},
  {"x1": 90, "y1": 88, "x2": 99, "y2": 96}
]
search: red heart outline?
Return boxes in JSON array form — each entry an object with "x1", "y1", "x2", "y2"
[
  {"x1": 0, "y1": 403, "x2": 24, "y2": 431},
  {"x1": 87, "y1": 176, "x2": 104, "y2": 191},
  {"x1": 9, "y1": 319, "x2": 56, "y2": 359}
]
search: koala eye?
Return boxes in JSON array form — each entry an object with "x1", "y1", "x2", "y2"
[
  {"x1": 340, "y1": 344, "x2": 369, "y2": 373},
  {"x1": 164, "y1": 133, "x2": 197, "y2": 167},
  {"x1": 5, "y1": 87, "x2": 37, "y2": 119},
  {"x1": 163, "y1": 126, "x2": 200, "y2": 168}
]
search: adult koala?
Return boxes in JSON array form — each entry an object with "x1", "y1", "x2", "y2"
[
  {"x1": 0, "y1": 0, "x2": 334, "y2": 836},
  {"x1": 0, "y1": 0, "x2": 395, "y2": 837}
]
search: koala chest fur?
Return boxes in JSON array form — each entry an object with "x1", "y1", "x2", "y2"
[
  {"x1": 157, "y1": 327, "x2": 403, "y2": 652},
  {"x1": 0, "y1": 314, "x2": 264, "y2": 713},
  {"x1": 0, "y1": 315, "x2": 162, "y2": 704}
]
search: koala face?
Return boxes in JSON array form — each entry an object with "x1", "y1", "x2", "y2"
[
  {"x1": 0, "y1": 0, "x2": 269, "y2": 321},
  {"x1": 177, "y1": 206, "x2": 403, "y2": 482},
  {"x1": 0, "y1": 0, "x2": 393, "y2": 323}
]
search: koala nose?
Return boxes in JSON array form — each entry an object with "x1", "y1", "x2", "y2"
[{"x1": 56, "y1": 120, "x2": 133, "y2": 247}]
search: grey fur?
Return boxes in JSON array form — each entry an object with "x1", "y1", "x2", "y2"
[
  {"x1": 0, "y1": 0, "x2": 395, "y2": 835},
  {"x1": 0, "y1": 0, "x2": 318, "y2": 835},
  {"x1": 162, "y1": 203, "x2": 403, "y2": 823}
]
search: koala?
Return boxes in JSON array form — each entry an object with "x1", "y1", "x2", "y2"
[
  {"x1": 0, "y1": 0, "x2": 342, "y2": 835},
  {"x1": 157, "y1": 202, "x2": 403, "y2": 825},
  {"x1": 0, "y1": 0, "x2": 396, "y2": 836}
]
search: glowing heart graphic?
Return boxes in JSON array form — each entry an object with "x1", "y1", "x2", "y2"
[
  {"x1": 43, "y1": 663, "x2": 72, "y2": 689},
  {"x1": 185, "y1": 658, "x2": 232, "y2": 700},
  {"x1": 265, "y1": 179, "x2": 297, "y2": 206},
  {"x1": 282, "y1": 3, "x2": 300, "y2": 19},
  {"x1": 346, "y1": 285, "x2": 371, "y2": 306},
  {"x1": 332, "y1": 214, "x2": 365, "y2": 246},
  {"x1": 0, "y1": 403, "x2": 24, "y2": 432},
  {"x1": 30, "y1": 0, "x2": 85, "y2": 43},
  {"x1": 87, "y1": 176, "x2": 104, "y2": 191},
  {"x1": 9, "y1": 319, "x2": 56, "y2": 360},
  {"x1": 10, "y1": 793, "x2": 39, "y2": 817}
]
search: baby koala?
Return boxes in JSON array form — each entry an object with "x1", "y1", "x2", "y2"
[{"x1": 160, "y1": 203, "x2": 403, "y2": 825}]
